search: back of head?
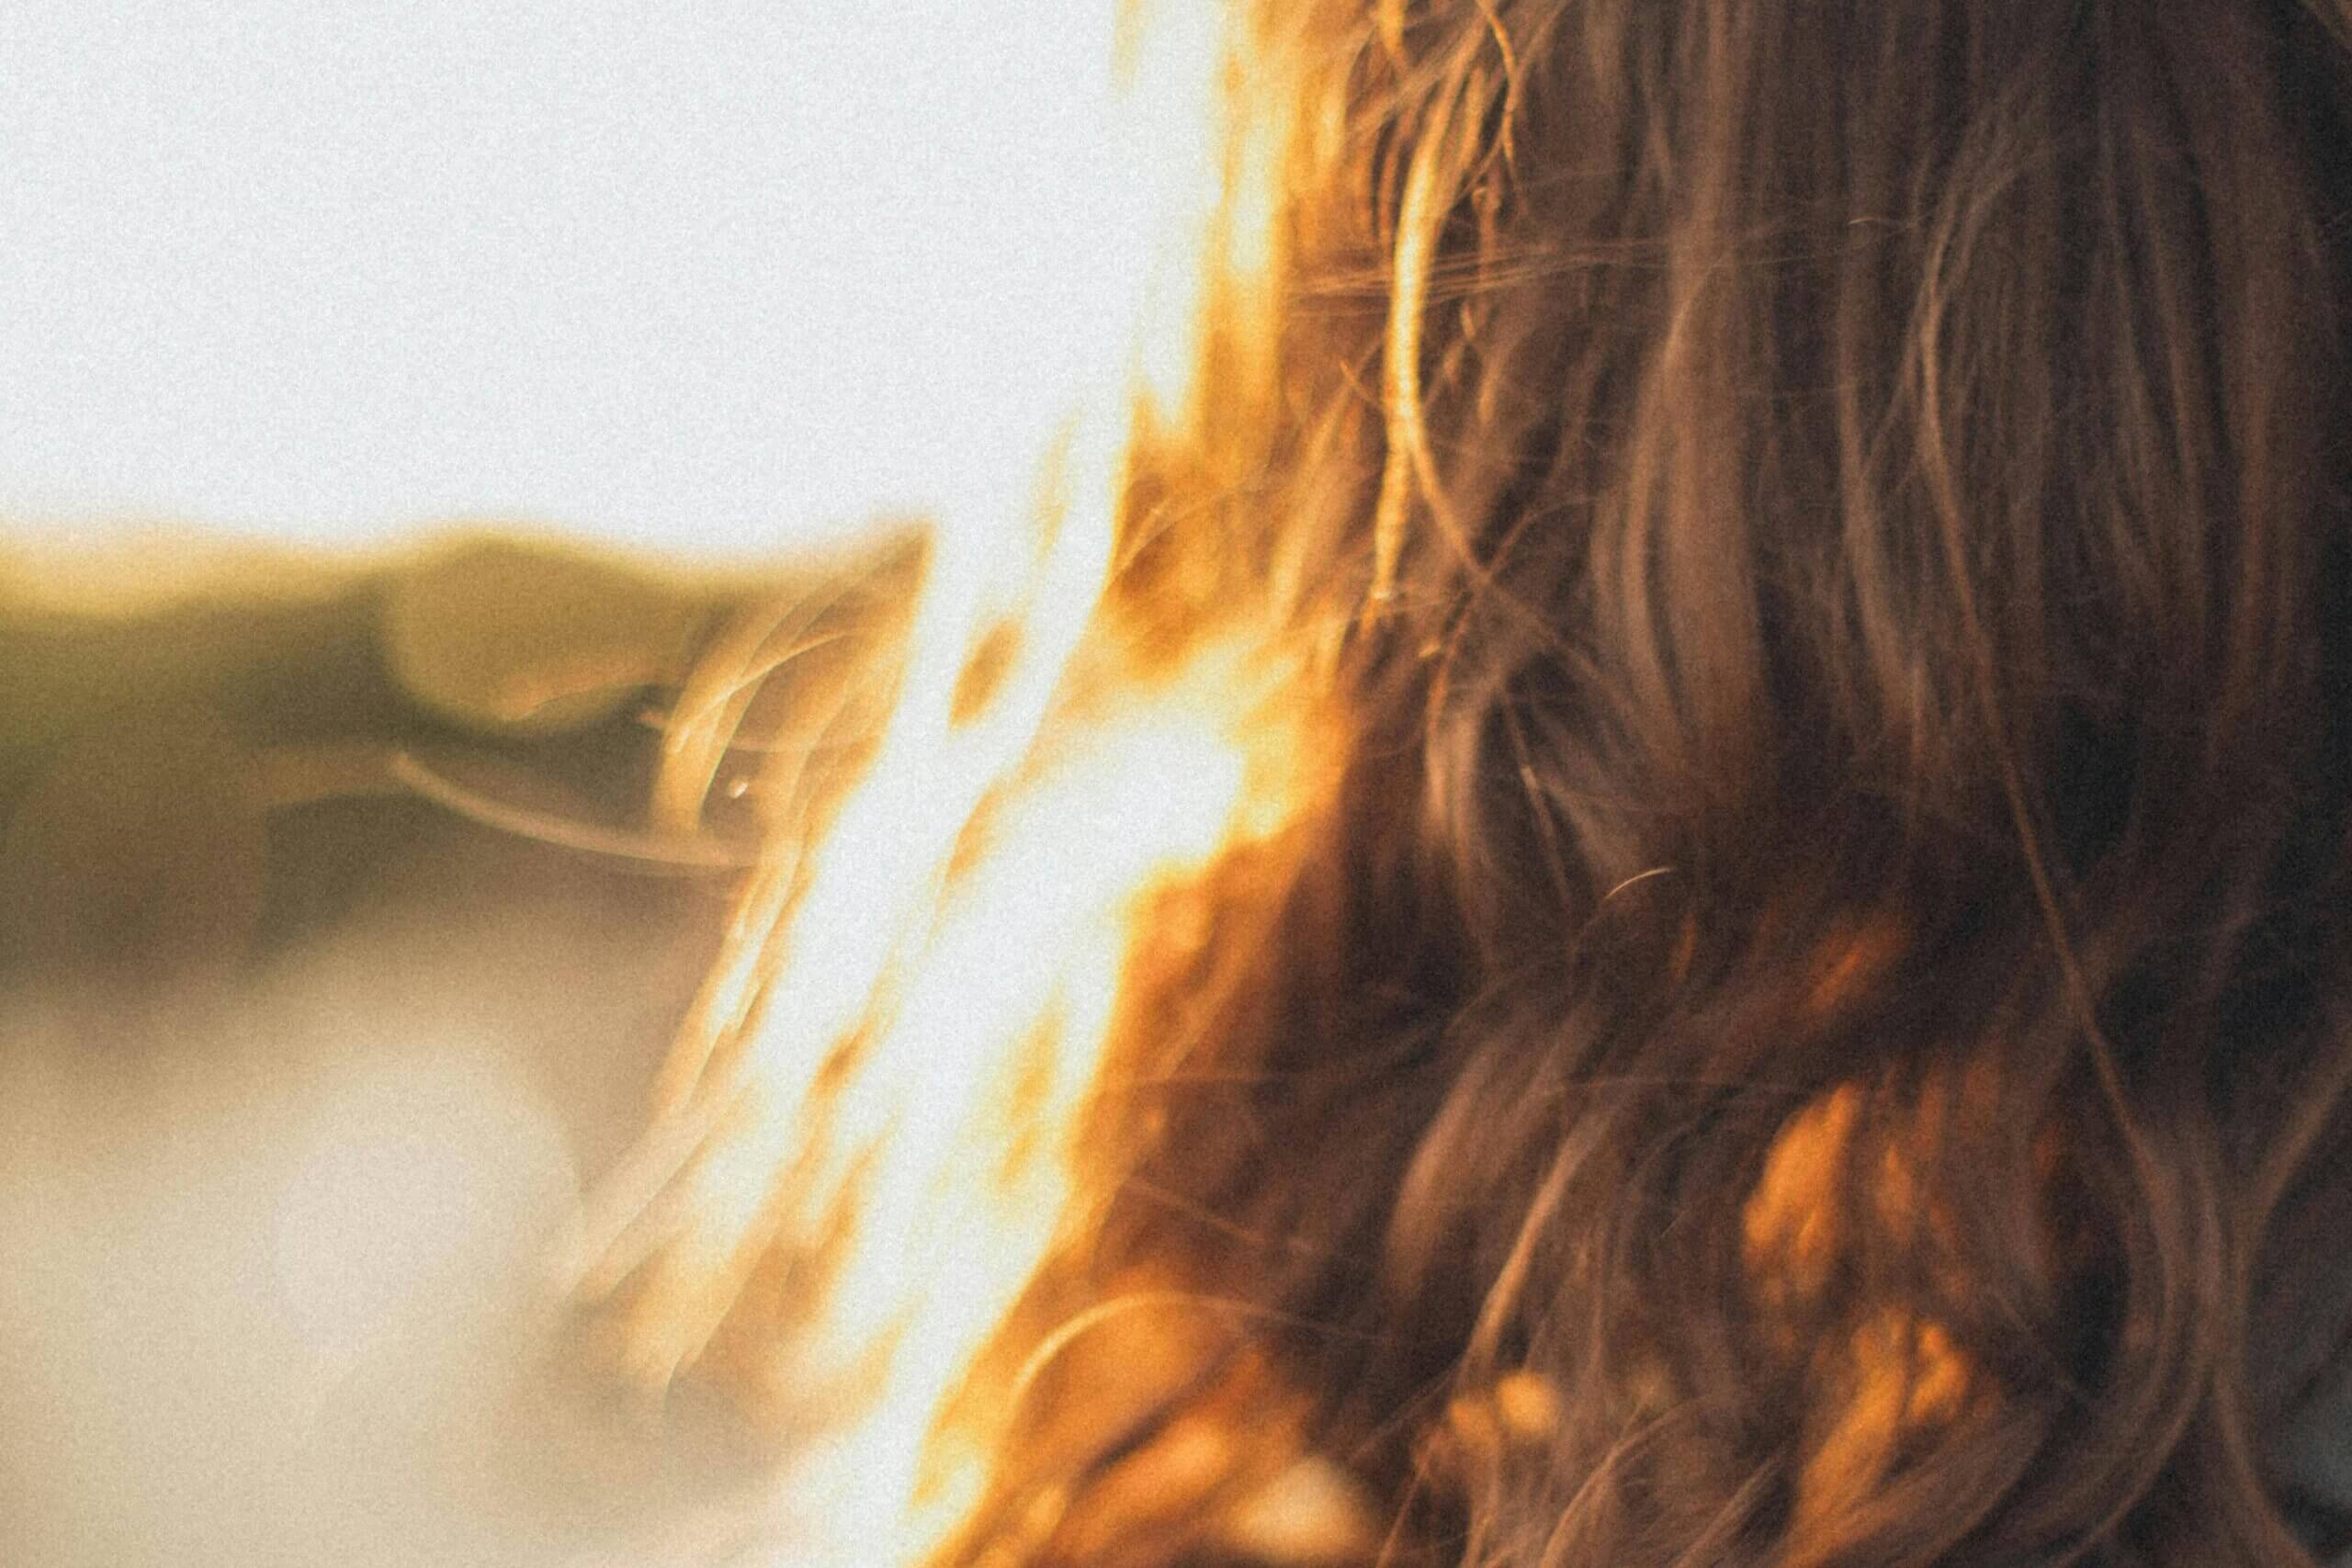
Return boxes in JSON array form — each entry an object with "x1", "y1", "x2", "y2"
[{"x1": 994, "y1": 2, "x2": 2352, "y2": 1564}]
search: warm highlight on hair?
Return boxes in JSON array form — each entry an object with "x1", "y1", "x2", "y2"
[{"x1": 938, "y1": 2, "x2": 2352, "y2": 1564}]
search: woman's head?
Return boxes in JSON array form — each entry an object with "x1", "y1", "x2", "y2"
[
  {"x1": 586, "y1": 3, "x2": 2352, "y2": 1562},
  {"x1": 1011, "y1": 1, "x2": 2352, "y2": 1562}
]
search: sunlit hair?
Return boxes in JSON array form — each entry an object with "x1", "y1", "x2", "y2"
[{"x1": 589, "y1": 2, "x2": 2352, "y2": 1564}]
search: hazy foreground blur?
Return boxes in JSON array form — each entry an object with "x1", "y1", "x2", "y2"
[
  {"x1": 0, "y1": 541, "x2": 838, "y2": 1563},
  {"x1": 0, "y1": 829, "x2": 765, "y2": 1565}
]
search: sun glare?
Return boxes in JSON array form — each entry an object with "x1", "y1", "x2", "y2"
[{"x1": 544, "y1": 4, "x2": 1280, "y2": 1564}]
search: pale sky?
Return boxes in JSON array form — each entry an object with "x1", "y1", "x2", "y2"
[{"x1": 0, "y1": 0, "x2": 1212, "y2": 564}]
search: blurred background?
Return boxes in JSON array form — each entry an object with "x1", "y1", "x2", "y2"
[{"x1": 0, "y1": 3, "x2": 1220, "y2": 1562}]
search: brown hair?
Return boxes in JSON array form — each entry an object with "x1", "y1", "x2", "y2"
[{"x1": 928, "y1": 2, "x2": 2352, "y2": 1564}]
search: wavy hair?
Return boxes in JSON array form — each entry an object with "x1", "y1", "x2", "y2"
[{"x1": 920, "y1": 2, "x2": 2352, "y2": 1565}]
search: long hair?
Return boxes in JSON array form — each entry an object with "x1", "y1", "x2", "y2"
[{"x1": 914, "y1": 2, "x2": 2352, "y2": 1564}]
